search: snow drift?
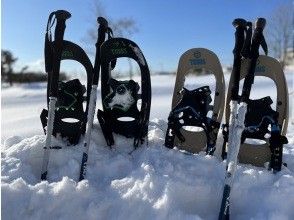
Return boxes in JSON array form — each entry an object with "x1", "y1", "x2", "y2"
[{"x1": 2, "y1": 74, "x2": 294, "y2": 220}]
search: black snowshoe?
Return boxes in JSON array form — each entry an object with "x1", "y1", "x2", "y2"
[
  {"x1": 40, "y1": 21, "x2": 94, "y2": 146},
  {"x1": 98, "y1": 38, "x2": 151, "y2": 148}
]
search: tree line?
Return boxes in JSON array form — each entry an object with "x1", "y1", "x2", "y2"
[{"x1": 1, "y1": 50, "x2": 67, "y2": 86}]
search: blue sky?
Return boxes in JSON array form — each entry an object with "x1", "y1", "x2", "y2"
[{"x1": 2, "y1": 0, "x2": 289, "y2": 73}]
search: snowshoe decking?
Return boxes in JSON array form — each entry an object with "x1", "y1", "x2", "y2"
[
  {"x1": 223, "y1": 55, "x2": 289, "y2": 169},
  {"x1": 98, "y1": 38, "x2": 151, "y2": 148},
  {"x1": 40, "y1": 40, "x2": 93, "y2": 145},
  {"x1": 165, "y1": 48, "x2": 225, "y2": 154}
]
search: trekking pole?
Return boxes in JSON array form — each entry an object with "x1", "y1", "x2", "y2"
[
  {"x1": 218, "y1": 18, "x2": 248, "y2": 220},
  {"x1": 218, "y1": 18, "x2": 267, "y2": 220},
  {"x1": 41, "y1": 10, "x2": 71, "y2": 181},
  {"x1": 225, "y1": 18, "x2": 248, "y2": 160},
  {"x1": 79, "y1": 17, "x2": 109, "y2": 181}
]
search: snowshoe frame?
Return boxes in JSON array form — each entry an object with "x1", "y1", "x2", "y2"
[
  {"x1": 98, "y1": 37, "x2": 151, "y2": 148},
  {"x1": 41, "y1": 39, "x2": 94, "y2": 145},
  {"x1": 223, "y1": 55, "x2": 289, "y2": 169},
  {"x1": 165, "y1": 48, "x2": 225, "y2": 154}
]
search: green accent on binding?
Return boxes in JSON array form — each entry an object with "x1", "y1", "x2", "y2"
[{"x1": 56, "y1": 90, "x2": 77, "y2": 110}]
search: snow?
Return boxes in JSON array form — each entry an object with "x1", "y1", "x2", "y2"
[{"x1": 1, "y1": 72, "x2": 294, "y2": 220}]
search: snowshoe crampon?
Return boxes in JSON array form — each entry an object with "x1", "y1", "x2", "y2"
[
  {"x1": 98, "y1": 38, "x2": 151, "y2": 148},
  {"x1": 223, "y1": 55, "x2": 289, "y2": 170},
  {"x1": 40, "y1": 40, "x2": 93, "y2": 145},
  {"x1": 165, "y1": 48, "x2": 225, "y2": 154}
]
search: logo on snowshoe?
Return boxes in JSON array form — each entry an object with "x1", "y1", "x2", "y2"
[
  {"x1": 189, "y1": 51, "x2": 206, "y2": 66},
  {"x1": 62, "y1": 50, "x2": 74, "y2": 59},
  {"x1": 111, "y1": 48, "x2": 128, "y2": 55},
  {"x1": 110, "y1": 40, "x2": 128, "y2": 55},
  {"x1": 193, "y1": 51, "x2": 201, "y2": 58},
  {"x1": 255, "y1": 59, "x2": 266, "y2": 73}
]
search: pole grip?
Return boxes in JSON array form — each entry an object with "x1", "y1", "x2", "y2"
[
  {"x1": 49, "y1": 11, "x2": 71, "y2": 97},
  {"x1": 92, "y1": 17, "x2": 109, "y2": 85},
  {"x1": 54, "y1": 10, "x2": 71, "y2": 20},
  {"x1": 251, "y1": 18, "x2": 267, "y2": 59},
  {"x1": 240, "y1": 18, "x2": 267, "y2": 102},
  {"x1": 230, "y1": 18, "x2": 247, "y2": 101}
]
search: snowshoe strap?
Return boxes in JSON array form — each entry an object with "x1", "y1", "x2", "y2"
[
  {"x1": 269, "y1": 126, "x2": 288, "y2": 172},
  {"x1": 40, "y1": 109, "x2": 49, "y2": 134},
  {"x1": 103, "y1": 78, "x2": 140, "y2": 114},
  {"x1": 99, "y1": 78, "x2": 147, "y2": 146},
  {"x1": 242, "y1": 96, "x2": 279, "y2": 141},
  {"x1": 97, "y1": 109, "x2": 115, "y2": 146},
  {"x1": 134, "y1": 102, "x2": 150, "y2": 148},
  {"x1": 222, "y1": 96, "x2": 288, "y2": 171},
  {"x1": 55, "y1": 79, "x2": 86, "y2": 120},
  {"x1": 221, "y1": 124, "x2": 229, "y2": 159},
  {"x1": 165, "y1": 86, "x2": 219, "y2": 154},
  {"x1": 40, "y1": 79, "x2": 87, "y2": 145},
  {"x1": 206, "y1": 118, "x2": 221, "y2": 155}
]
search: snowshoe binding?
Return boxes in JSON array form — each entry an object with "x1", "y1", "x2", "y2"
[
  {"x1": 165, "y1": 48, "x2": 225, "y2": 154},
  {"x1": 98, "y1": 38, "x2": 151, "y2": 148},
  {"x1": 222, "y1": 55, "x2": 289, "y2": 171},
  {"x1": 40, "y1": 21, "x2": 93, "y2": 146}
]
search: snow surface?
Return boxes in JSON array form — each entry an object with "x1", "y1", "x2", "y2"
[{"x1": 1, "y1": 72, "x2": 294, "y2": 220}]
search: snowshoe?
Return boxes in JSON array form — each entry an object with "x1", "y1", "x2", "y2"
[
  {"x1": 40, "y1": 40, "x2": 94, "y2": 145},
  {"x1": 165, "y1": 48, "x2": 225, "y2": 154},
  {"x1": 222, "y1": 55, "x2": 289, "y2": 171},
  {"x1": 98, "y1": 38, "x2": 151, "y2": 148}
]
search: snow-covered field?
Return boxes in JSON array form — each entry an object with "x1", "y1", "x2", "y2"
[{"x1": 1, "y1": 72, "x2": 294, "y2": 220}]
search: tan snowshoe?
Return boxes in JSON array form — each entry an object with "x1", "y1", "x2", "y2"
[
  {"x1": 165, "y1": 48, "x2": 225, "y2": 154},
  {"x1": 223, "y1": 55, "x2": 289, "y2": 167}
]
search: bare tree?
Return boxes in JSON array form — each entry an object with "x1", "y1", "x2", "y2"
[
  {"x1": 1, "y1": 50, "x2": 18, "y2": 86},
  {"x1": 86, "y1": 1, "x2": 138, "y2": 47},
  {"x1": 20, "y1": 65, "x2": 29, "y2": 74},
  {"x1": 266, "y1": 2, "x2": 293, "y2": 69},
  {"x1": 85, "y1": 1, "x2": 138, "y2": 78}
]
